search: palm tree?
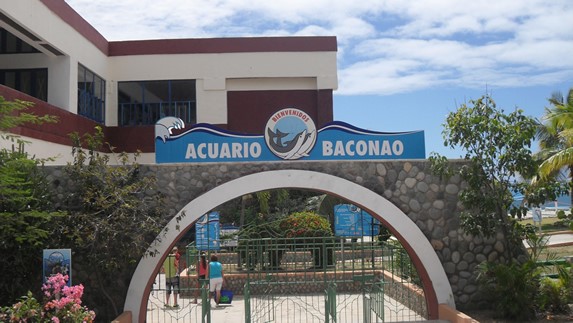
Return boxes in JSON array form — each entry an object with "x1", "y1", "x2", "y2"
[{"x1": 536, "y1": 88, "x2": 573, "y2": 204}]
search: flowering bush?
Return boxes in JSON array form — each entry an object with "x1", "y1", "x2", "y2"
[
  {"x1": 0, "y1": 273, "x2": 95, "y2": 323},
  {"x1": 279, "y1": 211, "x2": 335, "y2": 268},
  {"x1": 280, "y1": 211, "x2": 333, "y2": 238}
]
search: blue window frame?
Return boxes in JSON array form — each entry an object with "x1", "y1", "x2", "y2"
[
  {"x1": 77, "y1": 64, "x2": 105, "y2": 123},
  {"x1": 118, "y1": 80, "x2": 196, "y2": 126}
]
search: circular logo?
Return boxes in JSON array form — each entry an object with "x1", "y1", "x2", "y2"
[{"x1": 264, "y1": 108, "x2": 317, "y2": 160}]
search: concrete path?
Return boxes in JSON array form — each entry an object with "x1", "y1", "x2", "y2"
[
  {"x1": 146, "y1": 276, "x2": 426, "y2": 322},
  {"x1": 546, "y1": 232, "x2": 573, "y2": 246},
  {"x1": 523, "y1": 231, "x2": 573, "y2": 248}
]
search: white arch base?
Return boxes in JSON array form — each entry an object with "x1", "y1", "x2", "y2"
[{"x1": 125, "y1": 170, "x2": 455, "y2": 322}]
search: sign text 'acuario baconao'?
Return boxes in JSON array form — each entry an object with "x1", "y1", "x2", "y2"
[{"x1": 155, "y1": 108, "x2": 425, "y2": 163}]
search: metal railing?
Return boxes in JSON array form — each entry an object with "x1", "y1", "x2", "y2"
[
  {"x1": 147, "y1": 237, "x2": 429, "y2": 322},
  {"x1": 118, "y1": 100, "x2": 196, "y2": 126}
]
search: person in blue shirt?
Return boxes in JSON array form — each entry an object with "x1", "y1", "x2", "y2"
[{"x1": 206, "y1": 254, "x2": 225, "y2": 305}]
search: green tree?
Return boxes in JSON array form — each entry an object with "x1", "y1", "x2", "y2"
[
  {"x1": 429, "y1": 94, "x2": 538, "y2": 261},
  {"x1": 0, "y1": 96, "x2": 56, "y2": 139},
  {"x1": 535, "y1": 88, "x2": 573, "y2": 204},
  {"x1": 238, "y1": 190, "x2": 281, "y2": 226},
  {"x1": 57, "y1": 127, "x2": 166, "y2": 320},
  {"x1": 222, "y1": 189, "x2": 318, "y2": 227},
  {"x1": 0, "y1": 96, "x2": 60, "y2": 305}
]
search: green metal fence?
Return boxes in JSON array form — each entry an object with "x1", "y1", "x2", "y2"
[
  {"x1": 146, "y1": 236, "x2": 429, "y2": 322},
  {"x1": 239, "y1": 236, "x2": 428, "y2": 322}
]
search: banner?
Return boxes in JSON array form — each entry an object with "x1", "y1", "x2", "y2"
[{"x1": 155, "y1": 108, "x2": 425, "y2": 163}]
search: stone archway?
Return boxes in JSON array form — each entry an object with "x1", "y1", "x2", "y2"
[{"x1": 124, "y1": 169, "x2": 454, "y2": 322}]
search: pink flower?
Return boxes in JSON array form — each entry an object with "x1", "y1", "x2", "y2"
[
  {"x1": 63, "y1": 284, "x2": 84, "y2": 303},
  {"x1": 7, "y1": 273, "x2": 95, "y2": 323}
]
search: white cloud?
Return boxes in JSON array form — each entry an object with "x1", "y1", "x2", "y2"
[
  {"x1": 65, "y1": 0, "x2": 573, "y2": 95},
  {"x1": 386, "y1": 1, "x2": 561, "y2": 38},
  {"x1": 339, "y1": 58, "x2": 451, "y2": 95}
]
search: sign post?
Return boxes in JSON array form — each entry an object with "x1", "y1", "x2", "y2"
[{"x1": 195, "y1": 211, "x2": 221, "y2": 251}]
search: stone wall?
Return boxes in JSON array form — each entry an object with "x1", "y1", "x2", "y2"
[{"x1": 42, "y1": 160, "x2": 511, "y2": 310}]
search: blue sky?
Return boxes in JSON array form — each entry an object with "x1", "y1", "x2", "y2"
[{"x1": 65, "y1": 0, "x2": 573, "y2": 158}]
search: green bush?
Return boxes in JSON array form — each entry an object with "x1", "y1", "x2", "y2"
[
  {"x1": 238, "y1": 212, "x2": 334, "y2": 269},
  {"x1": 477, "y1": 232, "x2": 573, "y2": 320},
  {"x1": 383, "y1": 239, "x2": 420, "y2": 284},
  {"x1": 538, "y1": 277, "x2": 570, "y2": 314},
  {"x1": 476, "y1": 261, "x2": 540, "y2": 320},
  {"x1": 279, "y1": 211, "x2": 333, "y2": 238},
  {"x1": 279, "y1": 212, "x2": 334, "y2": 269}
]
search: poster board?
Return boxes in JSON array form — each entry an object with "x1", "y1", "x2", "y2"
[
  {"x1": 43, "y1": 249, "x2": 72, "y2": 286},
  {"x1": 334, "y1": 204, "x2": 380, "y2": 237},
  {"x1": 196, "y1": 211, "x2": 221, "y2": 251}
]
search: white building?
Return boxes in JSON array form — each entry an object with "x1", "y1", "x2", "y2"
[{"x1": 0, "y1": 0, "x2": 338, "y2": 164}]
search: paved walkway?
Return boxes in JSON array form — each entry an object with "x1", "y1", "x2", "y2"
[
  {"x1": 146, "y1": 229, "x2": 573, "y2": 322},
  {"x1": 147, "y1": 275, "x2": 427, "y2": 322},
  {"x1": 146, "y1": 294, "x2": 427, "y2": 322},
  {"x1": 523, "y1": 231, "x2": 573, "y2": 248},
  {"x1": 545, "y1": 232, "x2": 573, "y2": 246}
]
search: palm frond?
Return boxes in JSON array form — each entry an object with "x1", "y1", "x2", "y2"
[{"x1": 538, "y1": 147, "x2": 573, "y2": 180}]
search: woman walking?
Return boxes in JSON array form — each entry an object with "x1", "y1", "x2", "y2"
[
  {"x1": 192, "y1": 252, "x2": 208, "y2": 304},
  {"x1": 206, "y1": 254, "x2": 224, "y2": 306}
]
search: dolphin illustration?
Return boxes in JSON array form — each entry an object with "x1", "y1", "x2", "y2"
[
  {"x1": 266, "y1": 128, "x2": 306, "y2": 154},
  {"x1": 284, "y1": 130, "x2": 309, "y2": 159},
  {"x1": 155, "y1": 117, "x2": 185, "y2": 143},
  {"x1": 288, "y1": 130, "x2": 316, "y2": 159}
]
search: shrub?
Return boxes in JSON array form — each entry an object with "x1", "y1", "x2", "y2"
[
  {"x1": 538, "y1": 277, "x2": 570, "y2": 314},
  {"x1": 477, "y1": 232, "x2": 573, "y2": 320},
  {"x1": 279, "y1": 212, "x2": 335, "y2": 269},
  {"x1": 238, "y1": 212, "x2": 334, "y2": 270},
  {"x1": 279, "y1": 211, "x2": 333, "y2": 238},
  {"x1": 0, "y1": 273, "x2": 95, "y2": 322},
  {"x1": 476, "y1": 260, "x2": 540, "y2": 320}
]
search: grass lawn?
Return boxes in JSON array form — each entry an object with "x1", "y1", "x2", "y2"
[
  {"x1": 520, "y1": 216, "x2": 571, "y2": 232},
  {"x1": 541, "y1": 245, "x2": 573, "y2": 259},
  {"x1": 518, "y1": 216, "x2": 573, "y2": 258}
]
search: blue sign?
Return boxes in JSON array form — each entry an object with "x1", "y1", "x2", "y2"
[
  {"x1": 195, "y1": 211, "x2": 220, "y2": 251},
  {"x1": 155, "y1": 108, "x2": 425, "y2": 163},
  {"x1": 334, "y1": 204, "x2": 380, "y2": 237},
  {"x1": 43, "y1": 249, "x2": 72, "y2": 286}
]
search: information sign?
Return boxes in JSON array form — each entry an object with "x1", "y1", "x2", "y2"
[
  {"x1": 43, "y1": 249, "x2": 72, "y2": 286},
  {"x1": 334, "y1": 204, "x2": 380, "y2": 237},
  {"x1": 195, "y1": 211, "x2": 221, "y2": 251}
]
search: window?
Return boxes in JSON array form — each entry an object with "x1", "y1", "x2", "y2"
[
  {"x1": 0, "y1": 68, "x2": 47, "y2": 101},
  {"x1": 118, "y1": 80, "x2": 196, "y2": 126},
  {"x1": 0, "y1": 28, "x2": 40, "y2": 54},
  {"x1": 77, "y1": 64, "x2": 105, "y2": 123}
]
